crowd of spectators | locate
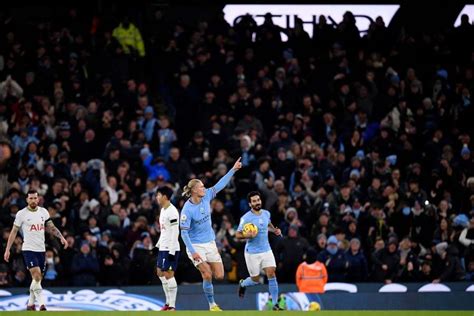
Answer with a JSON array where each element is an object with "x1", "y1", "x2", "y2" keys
[{"x1": 0, "y1": 7, "x2": 473, "y2": 287}]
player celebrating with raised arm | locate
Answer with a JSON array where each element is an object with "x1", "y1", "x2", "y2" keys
[
  {"x1": 155, "y1": 186, "x2": 180, "y2": 311},
  {"x1": 180, "y1": 157, "x2": 242, "y2": 311},
  {"x1": 3, "y1": 190, "x2": 68, "y2": 311},
  {"x1": 236, "y1": 191, "x2": 283, "y2": 310}
]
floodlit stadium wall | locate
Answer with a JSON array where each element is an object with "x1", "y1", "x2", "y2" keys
[{"x1": 0, "y1": 283, "x2": 473, "y2": 311}]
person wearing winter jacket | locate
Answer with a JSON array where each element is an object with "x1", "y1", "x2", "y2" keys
[
  {"x1": 345, "y1": 238, "x2": 368, "y2": 282},
  {"x1": 432, "y1": 243, "x2": 466, "y2": 283},
  {"x1": 317, "y1": 235, "x2": 347, "y2": 282},
  {"x1": 372, "y1": 237, "x2": 400, "y2": 283},
  {"x1": 71, "y1": 241, "x2": 100, "y2": 286}
]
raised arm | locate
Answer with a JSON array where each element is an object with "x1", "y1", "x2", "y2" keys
[
  {"x1": 459, "y1": 228, "x2": 473, "y2": 246},
  {"x1": 211, "y1": 157, "x2": 242, "y2": 194},
  {"x1": 3, "y1": 225, "x2": 19, "y2": 262},
  {"x1": 99, "y1": 161, "x2": 110, "y2": 190},
  {"x1": 46, "y1": 220, "x2": 68, "y2": 249}
]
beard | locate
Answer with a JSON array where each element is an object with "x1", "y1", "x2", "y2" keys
[{"x1": 252, "y1": 204, "x2": 262, "y2": 211}]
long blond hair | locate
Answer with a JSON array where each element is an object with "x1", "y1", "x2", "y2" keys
[{"x1": 182, "y1": 179, "x2": 201, "y2": 198}]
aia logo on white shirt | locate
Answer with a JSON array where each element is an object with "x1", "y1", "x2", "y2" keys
[{"x1": 29, "y1": 223, "x2": 45, "y2": 231}]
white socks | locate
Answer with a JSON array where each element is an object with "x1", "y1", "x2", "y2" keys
[
  {"x1": 159, "y1": 276, "x2": 170, "y2": 305},
  {"x1": 167, "y1": 277, "x2": 177, "y2": 308},
  {"x1": 28, "y1": 281, "x2": 35, "y2": 305},
  {"x1": 31, "y1": 280, "x2": 44, "y2": 306}
]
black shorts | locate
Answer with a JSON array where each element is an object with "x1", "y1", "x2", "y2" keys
[
  {"x1": 22, "y1": 251, "x2": 46, "y2": 272},
  {"x1": 157, "y1": 251, "x2": 180, "y2": 271}
]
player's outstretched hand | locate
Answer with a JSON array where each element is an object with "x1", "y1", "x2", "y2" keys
[
  {"x1": 3, "y1": 251, "x2": 9, "y2": 263},
  {"x1": 61, "y1": 237, "x2": 69, "y2": 249},
  {"x1": 232, "y1": 157, "x2": 242, "y2": 171}
]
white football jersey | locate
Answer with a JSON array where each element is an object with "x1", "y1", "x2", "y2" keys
[
  {"x1": 14, "y1": 207, "x2": 50, "y2": 252},
  {"x1": 156, "y1": 203, "x2": 180, "y2": 253}
]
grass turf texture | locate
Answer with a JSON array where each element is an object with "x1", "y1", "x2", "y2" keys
[{"x1": 0, "y1": 311, "x2": 470, "y2": 315}]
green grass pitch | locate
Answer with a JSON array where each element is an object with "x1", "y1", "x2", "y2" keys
[{"x1": 0, "y1": 311, "x2": 471, "y2": 315}]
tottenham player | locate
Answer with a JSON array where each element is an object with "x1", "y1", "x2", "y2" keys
[
  {"x1": 180, "y1": 157, "x2": 242, "y2": 311},
  {"x1": 155, "y1": 186, "x2": 180, "y2": 311},
  {"x1": 236, "y1": 191, "x2": 283, "y2": 310},
  {"x1": 3, "y1": 190, "x2": 68, "y2": 311}
]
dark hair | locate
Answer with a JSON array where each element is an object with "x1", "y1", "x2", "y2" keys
[
  {"x1": 157, "y1": 186, "x2": 173, "y2": 200},
  {"x1": 27, "y1": 189, "x2": 38, "y2": 196},
  {"x1": 247, "y1": 191, "x2": 261, "y2": 202}
]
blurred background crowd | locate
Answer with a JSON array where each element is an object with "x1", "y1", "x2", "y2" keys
[{"x1": 0, "y1": 4, "x2": 473, "y2": 287}]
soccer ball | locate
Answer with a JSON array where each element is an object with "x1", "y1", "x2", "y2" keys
[
  {"x1": 308, "y1": 301, "x2": 321, "y2": 311},
  {"x1": 243, "y1": 223, "x2": 258, "y2": 236}
]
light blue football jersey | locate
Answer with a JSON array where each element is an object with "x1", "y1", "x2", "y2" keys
[
  {"x1": 237, "y1": 209, "x2": 272, "y2": 254},
  {"x1": 180, "y1": 188, "x2": 216, "y2": 244}
]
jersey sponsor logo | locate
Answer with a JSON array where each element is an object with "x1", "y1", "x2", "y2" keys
[
  {"x1": 29, "y1": 224, "x2": 45, "y2": 231},
  {"x1": 195, "y1": 214, "x2": 210, "y2": 225}
]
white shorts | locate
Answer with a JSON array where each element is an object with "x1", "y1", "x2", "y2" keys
[
  {"x1": 186, "y1": 241, "x2": 222, "y2": 267},
  {"x1": 245, "y1": 250, "x2": 276, "y2": 277}
]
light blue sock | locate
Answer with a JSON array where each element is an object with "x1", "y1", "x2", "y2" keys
[
  {"x1": 241, "y1": 277, "x2": 260, "y2": 287},
  {"x1": 268, "y1": 277, "x2": 279, "y2": 305},
  {"x1": 203, "y1": 280, "x2": 215, "y2": 305}
]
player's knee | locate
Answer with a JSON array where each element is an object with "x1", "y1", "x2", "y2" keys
[
  {"x1": 164, "y1": 271, "x2": 174, "y2": 279},
  {"x1": 201, "y1": 270, "x2": 212, "y2": 280},
  {"x1": 251, "y1": 276, "x2": 260, "y2": 283},
  {"x1": 156, "y1": 269, "x2": 164, "y2": 277},
  {"x1": 214, "y1": 272, "x2": 224, "y2": 280},
  {"x1": 266, "y1": 270, "x2": 276, "y2": 279},
  {"x1": 199, "y1": 263, "x2": 213, "y2": 280},
  {"x1": 32, "y1": 272, "x2": 41, "y2": 282}
]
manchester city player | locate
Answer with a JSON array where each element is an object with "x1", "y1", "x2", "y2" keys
[
  {"x1": 180, "y1": 157, "x2": 242, "y2": 311},
  {"x1": 236, "y1": 191, "x2": 283, "y2": 310}
]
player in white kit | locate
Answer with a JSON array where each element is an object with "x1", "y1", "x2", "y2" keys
[
  {"x1": 3, "y1": 190, "x2": 68, "y2": 311},
  {"x1": 155, "y1": 187, "x2": 180, "y2": 311}
]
